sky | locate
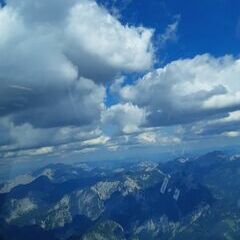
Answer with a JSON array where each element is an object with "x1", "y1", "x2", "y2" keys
[{"x1": 0, "y1": 0, "x2": 240, "y2": 167}]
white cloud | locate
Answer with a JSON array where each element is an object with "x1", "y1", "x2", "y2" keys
[
  {"x1": 202, "y1": 92, "x2": 240, "y2": 110},
  {"x1": 0, "y1": 0, "x2": 154, "y2": 127},
  {"x1": 29, "y1": 146, "x2": 54, "y2": 156},
  {"x1": 0, "y1": 0, "x2": 155, "y2": 158},
  {"x1": 82, "y1": 135, "x2": 110, "y2": 146},
  {"x1": 65, "y1": 0, "x2": 154, "y2": 75},
  {"x1": 120, "y1": 54, "x2": 240, "y2": 127},
  {"x1": 223, "y1": 131, "x2": 240, "y2": 138},
  {"x1": 102, "y1": 103, "x2": 147, "y2": 134},
  {"x1": 137, "y1": 132, "x2": 157, "y2": 144},
  {"x1": 137, "y1": 130, "x2": 181, "y2": 145}
]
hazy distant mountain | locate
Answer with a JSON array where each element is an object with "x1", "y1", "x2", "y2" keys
[{"x1": 0, "y1": 151, "x2": 240, "y2": 240}]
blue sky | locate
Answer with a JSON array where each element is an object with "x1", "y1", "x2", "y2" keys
[
  {"x1": 0, "y1": 0, "x2": 240, "y2": 165},
  {"x1": 99, "y1": 0, "x2": 240, "y2": 62}
]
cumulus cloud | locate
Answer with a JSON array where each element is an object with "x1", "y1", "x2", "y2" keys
[
  {"x1": 0, "y1": 0, "x2": 155, "y2": 158},
  {"x1": 0, "y1": 0, "x2": 154, "y2": 127},
  {"x1": 65, "y1": 1, "x2": 154, "y2": 76},
  {"x1": 120, "y1": 54, "x2": 240, "y2": 127},
  {"x1": 101, "y1": 103, "x2": 147, "y2": 135}
]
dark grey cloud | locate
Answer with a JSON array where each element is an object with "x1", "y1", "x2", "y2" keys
[
  {"x1": 197, "y1": 111, "x2": 240, "y2": 136},
  {"x1": 10, "y1": 78, "x2": 105, "y2": 128}
]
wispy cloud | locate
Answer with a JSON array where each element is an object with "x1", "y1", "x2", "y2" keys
[
  {"x1": 158, "y1": 15, "x2": 180, "y2": 47},
  {"x1": 9, "y1": 85, "x2": 33, "y2": 92}
]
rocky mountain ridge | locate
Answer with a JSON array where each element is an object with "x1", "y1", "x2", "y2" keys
[{"x1": 0, "y1": 151, "x2": 239, "y2": 240}]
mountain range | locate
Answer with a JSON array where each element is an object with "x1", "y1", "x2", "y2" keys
[{"x1": 0, "y1": 151, "x2": 240, "y2": 240}]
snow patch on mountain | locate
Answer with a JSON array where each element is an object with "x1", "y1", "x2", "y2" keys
[
  {"x1": 41, "y1": 168, "x2": 54, "y2": 180},
  {"x1": 91, "y1": 181, "x2": 121, "y2": 200},
  {"x1": 137, "y1": 161, "x2": 158, "y2": 172},
  {"x1": 41, "y1": 195, "x2": 72, "y2": 229},
  {"x1": 178, "y1": 157, "x2": 189, "y2": 163},
  {"x1": 0, "y1": 174, "x2": 34, "y2": 193},
  {"x1": 134, "y1": 216, "x2": 178, "y2": 238},
  {"x1": 122, "y1": 177, "x2": 140, "y2": 196},
  {"x1": 0, "y1": 168, "x2": 54, "y2": 193},
  {"x1": 6, "y1": 198, "x2": 37, "y2": 223},
  {"x1": 75, "y1": 189, "x2": 104, "y2": 220},
  {"x1": 230, "y1": 154, "x2": 240, "y2": 161}
]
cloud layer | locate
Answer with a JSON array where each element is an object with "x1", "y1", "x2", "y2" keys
[{"x1": 0, "y1": 0, "x2": 240, "y2": 161}]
